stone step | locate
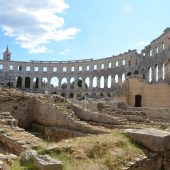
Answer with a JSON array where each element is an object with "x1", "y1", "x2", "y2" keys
[
  {"x1": 0, "y1": 119, "x2": 18, "y2": 125},
  {"x1": 0, "y1": 115, "x2": 13, "y2": 119},
  {"x1": 0, "y1": 112, "x2": 11, "y2": 116}
]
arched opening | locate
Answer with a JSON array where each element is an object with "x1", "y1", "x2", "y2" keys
[
  {"x1": 77, "y1": 78, "x2": 82, "y2": 88},
  {"x1": 61, "y1": 77, "x2": 67, "y2": 89},
  {"x1": 100, "y1": 76, "x2": 104, "y2": 88},
  {"x1": 142, "y1": 68, "x2": 145, "y2": 79},
  {"x1": 115, "y1": 74, "x2": 118, "y2": 83},
  {"x1": 92, "y1": 77, "x2": 97, "y2": 88},
  {"x1": 134, "y1": 70, "x2": 139, "y2": 75},
  {"x1": 149, "y1": 67, "x2": 152, "y2": 82},
  {"x1": 162, "y1": 63, "x2": 165, "y2": 80},
  {"x1": 135, "y1": 95, "x2": 142, "y2": 107},
  {"x1": 70, "y1": 77, "x2": 75, "y2": 89},
  {"x1": 50, "y1": 77, "x2": 59, "y2": 88},
  {"x1": 122, "y1": 73, "x2": 125, "y2": 83},
  {"x1": 42, "y1": 77, "x2": 48, "y2": 88},
  {"x1": 127, "y1": 72, "x2": 131, "y2": 76},
  {"x1": 18, "y1": 66, "x2": 22, "y2": 71},
  {"x1": 100, "y1": 92, "x2": 104, "y2": 97},
  {"x1": 25, "y1": 77, "x2": 30, "y2": 89},
  {"x1": 33, "y1": 77, "x2": 39, "y2": 89},
  {"x1": 107, "y1": 92, "x2": 111, "y2": 97},
  {"x1": 61, "y1": 93, "x2": 66, "y2": 98},
  {"x1": 16, "y1": 76, "x2": 22, "y2": 89},
  {"x1": 155, "y1": 65, "x2": 159, "y2": 82},
  {"x1": 76, "y1": 93, "x2": 82, "y2": 99},
  {"x1": 85, "y1": 77, "x2": 90, "y2": 88},
  {"x1": 107, "y1": 75, "x2": 111, "y2": 88},
  {"x1": 7, "y1": 82, "x2": 13, "y2": 88},
  {"x1": 69, "y1": 93, "x2": 74, "y2": 99},
  {"x1": 51, "y1": 92, "x2": 57, "y2": 94},
  {"x1": 85, "y1": 93, "x2": 89, "y2": 97}
]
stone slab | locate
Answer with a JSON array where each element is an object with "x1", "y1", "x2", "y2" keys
[
  {"x1": 33, "y1": 154, "x2": 63, "y2": 170},
  {"x1": 124, "y1": 128, "x2": 170, "y2": 152}
]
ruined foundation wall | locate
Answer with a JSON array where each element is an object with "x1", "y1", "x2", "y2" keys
[
  {"x1": 0, "y1": 90, "x2": 110, "y2": 135},
  {"x1": 0, "y1": 90, "x2": 35, "y2": 127}
]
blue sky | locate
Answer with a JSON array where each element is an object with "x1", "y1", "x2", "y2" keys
[{"x1": 0, "y1": 0, "x2": 169, "y2": 61}]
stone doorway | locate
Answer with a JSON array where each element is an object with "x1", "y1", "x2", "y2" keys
[
  {"x1": 16, "y1": 77, "x2": 22, "y2": 89},
  {"x1": 135, "y1": 95, "x2": 142, "y2": 107}
]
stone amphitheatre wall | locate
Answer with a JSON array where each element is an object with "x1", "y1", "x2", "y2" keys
[
  {"x1": 140, "y1": 28, "x2": 170, "y2": 83},
  {"x1": 0, "y1": 49, "x2": 139, "y2": 99},
  {"x1": 127, "y1": 78, "x2": 170, "y2": 108},
  {"x1": 0, "y1": 28, "x2": 170, "y2": 101},
  {"x1": 0, "y1": 49, "x2": 139, "y2": 98}
]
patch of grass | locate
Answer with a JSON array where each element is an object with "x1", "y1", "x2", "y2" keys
[
  {"x1": 104, "y1": 155, "x2": 114, "y2": 169},
  {"x1": 115, "y1": 139, "x2": 128, "y2": 148},
  {"x1": 48, "y1": 129, "x2": 145, "y2": 170},
  {"x1": 11, "y1": 159, "x2": 38, "y2": 170},
  {"x1": 12, "y1": 129, "x2": 145, "y2": 170},
  {"x1": 87, "y1": 143, "x2": 108, "y2": 158},
  {"x1": 11, "y1": 160, "x2": 23, "y2": 170}
]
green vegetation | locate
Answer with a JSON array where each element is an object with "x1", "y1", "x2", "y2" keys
[
  {"x1": 48, "y1": 130, "x2": 144, "y2": 170},
  {"x1": 11, "y1": 130, "x2": 145, "y2": 170},
  {"x1": 11, "y1": 159, "x2": 38, "y2": 170}
]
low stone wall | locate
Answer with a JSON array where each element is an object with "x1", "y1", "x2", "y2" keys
[
  {"x1": 69, "y1": 103, "x2": 126, "y2": 125},
  {"x1": 0, "y1": 129, "x2": 27, "y2": 155},
  {"x1": 124, "y1": 153, "x2": 162, "y2": 170},
  {"x1": 125, "y1": 128, "x2": 170, "y2": 170},
  {"x1": 0, "y1": 90, "x2": 110, "y2": 135},
  {"x1": 30, "y1": 123, "x2": 86, "y2": 142}
]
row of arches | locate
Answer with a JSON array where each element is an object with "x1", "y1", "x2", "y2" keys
[
  {"x1": 148, "y1": 64, "x2": 166, "y2": 82},
  {"x1": 59, "y1": 92, "x2": 113, "y2": 99},
  {"x1": 16, "y1": 77, "x2": 39, "y2": 89},
  {"x1": 15, "y1": 74, "x2": 127, "y2": 90}
]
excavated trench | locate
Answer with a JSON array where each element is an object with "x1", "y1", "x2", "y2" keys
[
  {"x1": 0, "y1": 90, "x2": 169, "y2": 169},
  {"x1": 0, "y1": 90, "x2": 110, "y2": 142}
]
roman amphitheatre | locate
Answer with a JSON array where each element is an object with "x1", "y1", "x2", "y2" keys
[{"x1": 0, "y1": 28, "x2": 170, "y2": 170}]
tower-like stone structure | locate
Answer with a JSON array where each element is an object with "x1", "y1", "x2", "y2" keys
[{"x1": 3, "y1": 46, "x2": 11, "y2": 61}]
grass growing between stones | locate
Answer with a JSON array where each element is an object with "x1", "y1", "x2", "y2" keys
[
  {"x1": 11, "y1": 159, "x2": 38, "y2": 170},
  {"x1": 48, "y1": 130, "x2": 145, "y2": 170},
  {"x1": 11, "y1": 130, "x2": 145, "y2": 170}
]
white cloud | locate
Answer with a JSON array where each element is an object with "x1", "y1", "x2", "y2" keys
[
  {"x1": 0, "y1": 0, "x2": 80, "y2": 53},
  {"x1": 137, "y1": 41, "x2": 149, "y2": 46},
  {"x1": 123, "y1": 3, "x2": 134, "y2": 15},
  {"x1": 58, "y1": 48, "x2": 71, "y2": 55}
]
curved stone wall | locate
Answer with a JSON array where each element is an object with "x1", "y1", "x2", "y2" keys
[
  {"x1": 0, "y1": 28, "x2": 170, "y2": 98},
  {"x1": 0, "y1": 49, "x2": 140, "y2": 98},
  {"x1": 140, "y1": 28, "x2": 170, "y2": 83}
]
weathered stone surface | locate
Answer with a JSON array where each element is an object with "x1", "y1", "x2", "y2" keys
[
  {"x1": 125, "y1": 128, "x2": 170, "y2": 152},
  {"x1": 33, "y1": 154, "x2": 63, "y2": 170},
  {"x1": 20, "y1": 150, "x2": 37, "y2": 165},
  {"x1": 124, "y1": 154, "x2": 162, "y2": 170},
  {"x1": 47, "y1": 145, "x2": 61, "y2": 153},
  {"x1": 20, "y1": 150, "x2": 63, "y2": 170}
]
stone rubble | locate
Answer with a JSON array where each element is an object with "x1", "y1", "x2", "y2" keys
[{"x1": 20, "y1": 150, "x2": 63, "y2": 170}]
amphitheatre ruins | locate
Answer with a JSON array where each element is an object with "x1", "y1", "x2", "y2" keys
[{"x1": 0, "y1": 28, "x2": 170, "y2": 169}]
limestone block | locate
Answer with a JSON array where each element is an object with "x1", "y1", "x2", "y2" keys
[
  {"x1": 20, "y1": 150, "x2": 37, "y2": 165},
  {"x1": 33, "y1": 154, "x2": 63, "y2": 170},
  {"x1": 46, "y1": 145, "x2": 61, "y2": 153},
  {"x1": 125, "y1": 128, "x2": 170, "y2": 152}
]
